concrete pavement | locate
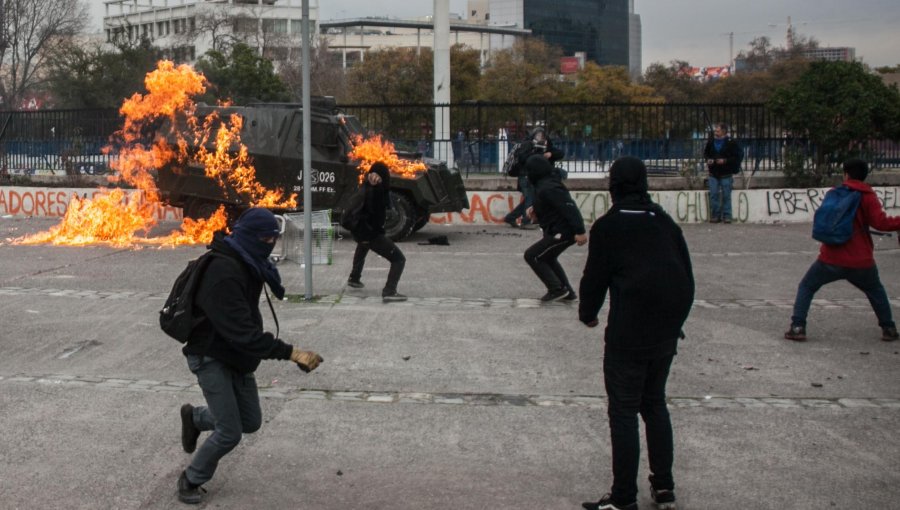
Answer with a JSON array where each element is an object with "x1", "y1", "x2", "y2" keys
[{"x1": 1, "y1": 216, "x2": 899, "y2": 509}]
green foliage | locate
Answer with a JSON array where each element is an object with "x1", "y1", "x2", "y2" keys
[
  {"x1": 641, "y1": 61, "x2": 704, "y2": 102},
  {"x1": 195, "y1": 43, "x2": 290, "y2": 104},
  {"x1": 344, "y1": 48, "x2": 432, "y2": 104},
  {"x1": 769, "y1": 61, "x2": 900, "y2": 175},
  {"x1": 477, "y1": 38, "x2": 566, "y2": 103},
  {"x1": 45, "y1": 38, "x2": 161, "y2": 109}
]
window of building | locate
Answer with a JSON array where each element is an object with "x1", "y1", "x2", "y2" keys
[{"x1": 234, "y1": 17, "x2": 256, "y2": 34}]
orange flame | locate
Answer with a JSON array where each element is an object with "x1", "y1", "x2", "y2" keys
[
  {"x1": 12, "y1": 60, "x2": 294, "y2": 248},
  {"x1": 349, "y1": 134, "x2": 426, "y2": 183}
]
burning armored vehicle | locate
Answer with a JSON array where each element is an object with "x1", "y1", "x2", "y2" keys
[{"x1": 154, "y1": 97, "x2": 469, "y2": 241}]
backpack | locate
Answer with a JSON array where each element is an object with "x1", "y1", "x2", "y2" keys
[
  {"x1": 159, "y1": 252, "x2": 221, "y2": 343},
  {"x1": 812, "y1": 185, "x2": 862, "y2": 245},
  {"x1": 339, "y1": 187, "x2": 366, "y2": 232},
  {"x1": 503, "y1": 142, "x2": 529, "y2": 177}
]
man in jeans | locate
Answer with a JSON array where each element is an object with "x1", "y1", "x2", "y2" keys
[
  {"x1": 703, "y1": 122, "x2": 741, "y2": 223},
  {"x1": 579, "y1": 157, "x2": 694, "y2": 510},
  {"x1": 786, "y1": 158, "x2": 900, "y2": 342},
  {"x1": 177, "y1": 208, "x2": 323, "y2": 504}
]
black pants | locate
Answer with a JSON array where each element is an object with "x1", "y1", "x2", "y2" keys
[
  {"x1": 603, "y1": 353, "x2": 676, "y2": 504},
  {"x1": 524, "y1": 233, "x2": 575, "y2": 292},
  {"x1": 350, "y1": 234, "x2": 405, "y2": 294}
]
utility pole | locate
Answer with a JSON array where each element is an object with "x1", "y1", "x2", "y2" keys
[{"x1": 433, "y1": 0, "x2": 452, "y2": 169}]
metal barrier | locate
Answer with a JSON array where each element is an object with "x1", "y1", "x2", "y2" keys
[{"x1": 276, "y1": 210, "x2": 334, "y2": 266}]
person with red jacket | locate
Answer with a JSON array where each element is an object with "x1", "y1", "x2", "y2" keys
[{"x1": 785, "y1": 158, "x2": 900, "y2": 342}]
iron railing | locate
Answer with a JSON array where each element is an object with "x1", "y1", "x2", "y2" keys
[{"x1": 1, "y1": 104, "x2": 898, "y2": 177}]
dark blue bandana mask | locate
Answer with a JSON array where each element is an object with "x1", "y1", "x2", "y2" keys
[{"x1": 224, "y1": 208, "x2": 285, "y2": 299}]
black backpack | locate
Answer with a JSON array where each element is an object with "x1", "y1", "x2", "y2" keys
[
  {"x1": 503, "y1": 142, "x2": 529, "y2": 177},
  {"x1": 339, "y1": 187, "x2": 366, "y2": 232},
  {"x1": 159, "y1": 252, "x2": 221, "y2": 343}
]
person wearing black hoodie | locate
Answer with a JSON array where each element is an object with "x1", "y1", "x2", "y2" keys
[
  {"x1": 346, "y1": 161, "x2": 408, "y2": 302},
  {"x1": 523, "y1": 154, "x2": 587, "y2": 302},
  {"x1": 579, "y1": 157, "x2": 694, "y2": 510},
  {"x1": 176, "y1": 208, "x2": 323, "y2": 505}
]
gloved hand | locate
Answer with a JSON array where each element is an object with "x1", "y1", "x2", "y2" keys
[{"x1": 290, "y1": 348, "x2": 323, "y2": 373}]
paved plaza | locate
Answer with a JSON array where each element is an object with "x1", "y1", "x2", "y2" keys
[{"x1": 1, "y1": 216, "x2": 899, "y2": 509}]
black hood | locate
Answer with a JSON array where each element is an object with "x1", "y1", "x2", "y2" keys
[
  {"x1": 609, "y1": 156, "x2": 650, "y2": 203},
  {"x1": 369, "y1": 161, "x2": 391, "y2": 189},
  {"x1": 525, "y1": 154, "x2": 554, "y2": 185}
]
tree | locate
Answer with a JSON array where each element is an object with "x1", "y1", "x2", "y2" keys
[
  {"x1": 449, "y1": 44, "x2": 480, "y2": 103},
  {"x1": 0, "y1": 0, "x2": 88, "y2": 109},
  {"x1": 769, "y1": 60, "x2": 900, "y2": 182},
  {"x1": 175, "y1": 6, "x2": 238, "y2": 54},
  {"x1": 194, "y1": 42, "x2": 290, "y2": 104},
  {"x1": 477, "y1": 38, "x2": 566, "y2": 103},
  {"x1": 45, "y1": 38, "x2": 161, "y2": 109},
  {"x1": 343, "y1": 47, "x2": 432, "y2": 104},
  {"x1": 641, "y1": 60, "x2": 705, "y2": 102}
]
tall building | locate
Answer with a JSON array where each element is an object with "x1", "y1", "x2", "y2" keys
[
  {"x1": 628, "y1": 0, "x2": 642, "y2": 79},
  {"x1": 101, "y1": 0, "x2": 316, "y2": 64},
  {"x1": 488, "y1": 0, "x2": 632, "y2": 67}
]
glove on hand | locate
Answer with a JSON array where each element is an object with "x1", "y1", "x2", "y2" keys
[{"x1": 290, "y1": 348, "x2": 323, "y2": 373}]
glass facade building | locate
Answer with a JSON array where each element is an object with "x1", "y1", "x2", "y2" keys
[{"x1": 522, "y1": 0, "x2": 630, "y2": 66}]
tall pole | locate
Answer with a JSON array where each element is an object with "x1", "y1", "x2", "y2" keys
[
  {"x1": 433, "y1": 0, "x2": 452, "y2": 168},
  {"x1": 301, "y1": 0, "x2": 313, "y2": 299}
]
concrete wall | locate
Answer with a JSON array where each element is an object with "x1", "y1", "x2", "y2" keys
[{"x1": 6, "y1": 186, "x2": 900, "y2": 226}]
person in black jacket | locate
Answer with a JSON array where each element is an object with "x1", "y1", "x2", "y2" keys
[
  {"x1": 177, "y1": 208, "x2": 323, "y2": 505},
  {"x1": 523, "y1": 154, "x2": 587, "y2": 302},
  {"x1": 578, "y1": 157, "x2": 694, "y2": 510},
  {"x1": 703, "y1": 122, "x2": 742, "y2": 223},
  {"x1": 504, "y1": 127, "x2": 563, "y2": 229},
  {"x1": 346, "y1": 161, "x2": 408, "y2": 302}
]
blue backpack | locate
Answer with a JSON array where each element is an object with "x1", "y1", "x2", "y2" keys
[{"x1": 812, "y1": 185, "x2": 862, "y2": 245}]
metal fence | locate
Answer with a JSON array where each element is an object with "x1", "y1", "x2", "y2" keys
[{"x1": 2, "y1": 104, "x2": 898, "y2": 177}]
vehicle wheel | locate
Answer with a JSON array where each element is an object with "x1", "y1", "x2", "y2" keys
[
  {"x1": 384, "y1": 192, "x2": 415, "y2": 241},
  {"x1": 185, "y1": 199, "x2": 222, "y2": 221}
]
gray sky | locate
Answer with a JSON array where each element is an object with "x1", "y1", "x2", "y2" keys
[{"x1": 90, "y1": 0, "x2": 900, "y2": 69}]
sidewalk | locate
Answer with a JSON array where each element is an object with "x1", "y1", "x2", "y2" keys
[{"x1": 0, "y1": 217, "x2": 898, "y2": 509}]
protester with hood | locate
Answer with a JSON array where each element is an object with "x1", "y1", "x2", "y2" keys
[
  {"x1": 785, "y1": 158, "x2": 900, "y2": 342},
  {"x1": 522, "y1": 154, "x2": 587, "y2": 302},
  {"x1": 579, "y1": 157, "x2": 694, "y2": 510},
  {"x1": 504, "y1": 127, "x2": 564, "y2": 229},
  {"x1": 177, "y1": 207, "x2": 323, "y2": 504},
  {"x1": 346, "y1": 161, "x2": 408, "y2": 302}
]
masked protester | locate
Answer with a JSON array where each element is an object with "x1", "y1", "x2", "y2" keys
[
  {"x1": 523, "y1": 154, "x2": 587, "y2": 301},
  {"x1": 579, "y1": 157, "x2": 694, "y2": 510},
  {"x1": 177, "y1": 207, "x2": 323, "y2": 505},
  {"x1": 346, "y1": 161, "x2": 408, "y2": 302},
  {"x1": 504, "y1": 127, "x2": 564, "y2": 229}
]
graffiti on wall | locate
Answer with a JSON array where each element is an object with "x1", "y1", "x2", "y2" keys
[{"x1": 0, "y1": 187, "x2": 181, "y2": 220}]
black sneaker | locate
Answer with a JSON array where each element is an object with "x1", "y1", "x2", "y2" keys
[
  {"x1": 503, "y1": 217, "x2": 518, "y2": 228},
  {"x1": 563, "y1": 290, "x2": 578, "y2": 301},
  {"x1": 347, "y1": 279, "x2": 364, "y2": 289},
  {"x1": 180, "y1": 404, "x2": 200, "y2": 454},
  {"x1": 382, "y1": 292, "x2": 408, "y2": 303},
  {"x1": 882, "y1": 326, "x2": 899, "y2": 341},
  {"x1": 784, "y1": 325, "x2": 807, "y2": 342},
  {"x1": 650, "y1": 486, "x2": 677, "y2": 509},
  {"x1": 709, "y1": 217, "x2": 721, "y2": 224},
  {"x1": 540, "y1": 288, "x2": 569, "y2": 302},
  {"x1": 582, "y1": 494, "x2": 638, "y2": 510},
  {"x1": 177, "y1": 470, "x2": 204, "y2": 504}
]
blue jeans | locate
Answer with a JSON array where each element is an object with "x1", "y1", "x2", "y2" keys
[
  {"x1": 790, "y1": 260, "x2": 895, "y2": 329},
  {"x1": 185, "y1": 355, "x2": 262, "y2": 486},
  {"x1": 604, "y1": 354, "x2": 676, "y2": 505},
  {"x1": 708, "y1": 175, "x2": 733, "y2": 220},
  {"x1": 505, "y1": 175, "x2": 535, "y2": 225}
]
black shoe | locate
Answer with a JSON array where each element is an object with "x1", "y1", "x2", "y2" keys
[
  {"x1": 540, "y1": 288, "x2": 569, "y2": 302},
  {"x1": 382, "y1": 291, "x2": 408, "y2": 303},
  {"x1": 563, "y1": 290, "x2": 577, "y2": 301},
  {"x1": 347, "y1": 279, "x2": 364, "y2": 289},
  {"x1": 709, "y1": 217, "x2": 721, "y2": 224},
  {"x1": 177, "y1": 470, "x2": 204, "y2": 505},
  {"x1": 180, "y1": 404, "x2": 200, "y2": 454},
  {"x1": 582, "y1": 494, "x2": 638, "y2": 510},
  {"x1": 650, "y1": 486, "x2": 677, "y2": 509},
  {"x1": 723, "y1": 218, "x2": 732, "y2": 224},
  {"x1": 882, "y1": 326, "x2": 899, "y2": 341},
  {"x1": 784, "y1": 325, "x2": 806, "y2": 342},
  {"x1": 503, "y1": 217, "x2": 518, "y2": 228}
]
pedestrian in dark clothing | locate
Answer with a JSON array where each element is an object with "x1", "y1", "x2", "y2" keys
[
  {"x1": 523, "y1": 154, "x2": 587, "y2": 302},
  {"x1": 785, "y1": 158, "x2": 900, "y2": 342},
  {"x1": 703, "y1": 122, "x2": 742, "y2": 223},
  {"x1": 177, "y1": 207, "x2": 323, "y2": 504},
  {"x1": 579, "y1": 157, "x2": 694, "y2": 510},
  {"x1": 347, "y1": 162, "x2": 408, "y2": 302},
  {"x1": 505, "y1": 127, "x2": 564, "y2": 229}
]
